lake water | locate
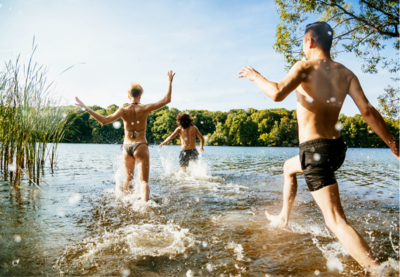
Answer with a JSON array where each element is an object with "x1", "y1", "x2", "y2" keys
[{"x1": 0, "y1": 144, "x2": 399, "y2": 276}]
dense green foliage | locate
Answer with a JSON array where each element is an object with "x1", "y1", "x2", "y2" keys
[
  {"x1": 274, "y1": 0, "x2": 399, "y2": 119},
  {"x1": 62, "y1": 105, "x2": 399, "y2": 148}
]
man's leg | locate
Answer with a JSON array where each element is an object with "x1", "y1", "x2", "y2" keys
[
  {"x1": 265, "y1": 155, "x2": 302, "y2": 227},
  {"x1": 311, "y1": 183, "x2": 379, "y2": 268},
  {"x1": 134, "y1": 145, "x2": 150, "y2": 202},
  {"x1": 123, "y1": 150, "x2": 135, "y2": 193}
]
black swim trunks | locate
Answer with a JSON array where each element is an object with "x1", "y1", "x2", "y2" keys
[
  {"x1": 179, "y1": 149, "x2": 199, "y2": 167},
  {"x1": 299, "y1": 137, "x2": 347, "y2": 192}
]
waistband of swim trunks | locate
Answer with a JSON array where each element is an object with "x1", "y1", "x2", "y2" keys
[{"x1": 299, "y1": 136, "x2": 343, "y2": 147}]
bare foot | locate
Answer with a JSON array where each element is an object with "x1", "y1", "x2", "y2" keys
[{"x1": 265, "y1": 210, "x2": 288, "y2": 228}]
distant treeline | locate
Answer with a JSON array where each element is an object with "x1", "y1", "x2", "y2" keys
[{"x1": 62, "y1": 104, "x2": 399, "y2": 148}]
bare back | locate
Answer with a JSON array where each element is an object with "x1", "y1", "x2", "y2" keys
[
  {"x1": 121, "y1": 104, "x2": 150, "y2": 144},
  {"x1": 179, "y1": 125, "x2": 199, "y2": 150},
  {"x1": 296, "y1": 59, "x2": 354, "y2": 143}
]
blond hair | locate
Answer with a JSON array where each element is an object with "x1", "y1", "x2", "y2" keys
[{"x1": 127, "y1": 83, "x2": 143, "y2": 98}]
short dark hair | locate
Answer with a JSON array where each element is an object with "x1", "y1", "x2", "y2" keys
[
  {"x1": 176, "y1": 112, "x2": 194, "y2": 129},
  {"x1": 304, "y1": 21, "x2": 333, "y2": 52}
]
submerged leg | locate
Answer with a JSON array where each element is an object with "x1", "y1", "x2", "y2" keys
[
  {"x1": 134, "y1": 145, "x2": 150, "y2": 202},
  {"x1": 311, "y1": 183, "x2": 379, "y2": 268},
  {"x1": 265, "y1": 155, "x2": 302, "y2": 227},
  {"x1": 123, "y1": 150, "x2": 135, "y2": 194}
]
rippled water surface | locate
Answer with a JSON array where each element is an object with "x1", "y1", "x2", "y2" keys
[{"x1": 0, "y1": 144, "x2": 399, "y2": 276}]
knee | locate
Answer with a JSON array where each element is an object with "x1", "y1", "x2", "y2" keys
[
  {"x1": 324, "y1": 212, "x2": 348, "y2": 231},
  {"x1": 283, "y1": 161, "x2": 295, "y2": 177}
]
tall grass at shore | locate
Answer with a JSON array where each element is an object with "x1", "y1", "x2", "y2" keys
[{"x1": 0, "y1": 49, "x2": 71, "y2": 187}]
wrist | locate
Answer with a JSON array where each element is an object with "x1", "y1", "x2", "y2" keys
[{"x1": 390, "y1": 140, "x2": 399, "y2": 149}]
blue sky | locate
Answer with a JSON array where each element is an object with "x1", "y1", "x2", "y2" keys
[{"x1": 0, "y1": 0, "x2": 397, "y2": 115}]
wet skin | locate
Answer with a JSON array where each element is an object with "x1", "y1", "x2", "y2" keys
[
  {"x1": 238, "y1": 33, "x2": 399, "y2": 270},
  {"x1": 75, "y1": 70, "x2": 176, "y2": 201},
  {"x1": 160, "y1": 125, "x2": 204, "y2": 171}
]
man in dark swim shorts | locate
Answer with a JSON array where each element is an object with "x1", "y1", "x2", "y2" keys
[
  {"x1": 239, "y1": 21, "x2": 399, "y2": 269},
  {"x1": 160, "y1": 112, "x2": 204, "y2": 172}
]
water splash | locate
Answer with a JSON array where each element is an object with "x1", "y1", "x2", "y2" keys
[{"x1": 56, "y1": 224, "x2": 195, "y2": 272}]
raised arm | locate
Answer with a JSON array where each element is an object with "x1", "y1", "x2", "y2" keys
[
  {"x1": 145, "y1": 70, "x2": 175, "y2": 112},
  {"x1": 159, "y1": 127, "x2": 181, "y2": 148},
  {"x1": 348, "y1": 75, "x2": 399, "y2": 160},
  {"x1": 238, "y1": 62, "x2": 304, "y2": 102},
  {"x1": 196, "y1": 127, "x2": 204, "y2": 153},
  {"x1": 74, "y1": 97, "x2": 123, "y2": 126}
]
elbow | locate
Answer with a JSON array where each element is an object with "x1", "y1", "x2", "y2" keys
[
  {"x1": 271, "y1": 94, "x2": 284, "y2": 102},
  {"x1": 361, "y1": 104, "x2": 373, "y2": 117}
]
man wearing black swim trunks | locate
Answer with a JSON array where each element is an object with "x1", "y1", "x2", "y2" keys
[
  {"x1": 239, "y1": 22, "x2": 399, "y2": 269},
  {"x1": 160, "y1": 112, "x2": 204, "y2": 171}
]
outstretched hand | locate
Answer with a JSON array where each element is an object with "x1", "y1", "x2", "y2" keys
[
  {"x1": 74, "y1": 97, "x2": 87, "y2": 110},
  {"x1": 159, "y1": 141, "x2": 166, "y2": 148},
  {"x1": 168, "y1": 70, "x2": 176, "y2": 83},
  {"x1": 238, "y1": 66, "x2": 261, "y2": 82},
  {"x1": 199, "y1": 147, "x2": 204, "y2": 153}
]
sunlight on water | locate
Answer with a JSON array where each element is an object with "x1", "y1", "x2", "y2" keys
[{"x1": 0, "y1": 145, "x2": 398, "y2": 276}]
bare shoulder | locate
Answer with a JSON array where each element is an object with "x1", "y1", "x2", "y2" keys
[{"x1": 332, "y1": 61, "x2": 355, "y2": 79}]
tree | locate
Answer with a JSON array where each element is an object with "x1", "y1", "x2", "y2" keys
[
  {"x1": 378, "y1": 78, "x2": 399, "y2": 118},
  {"x1": 274, "y1": 0, "x2": 399, "y2": 73}
]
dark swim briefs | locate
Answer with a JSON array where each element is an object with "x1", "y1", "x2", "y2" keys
[
  {"x1": 179, "y1": 149, "x2": 199, "y2": 167},
  {"x1": 299, "y1": 137, "x2": 347, "y2": 192},
  {"x1": 123, "y1": 143, "x2": 148, "y2": 158}
]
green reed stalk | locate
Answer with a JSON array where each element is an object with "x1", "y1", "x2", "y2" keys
[{"x1": 0, "y1": 47, "x2": 72, "y2": 187}]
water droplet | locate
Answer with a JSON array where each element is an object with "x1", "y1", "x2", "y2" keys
[
  {"x1": 327, "y1": 31, "x2": 332, "y2": 36},
  {"x1": 131, "y1": 122, "x2": 134, "y2": 125},
  {"x1": 113, "y1": 121, "x2": 121, "y2": 129},
  {"x1": 206, "y1": 264, "x2": 213, "y2": 272},
  {"x1": 330, "y1": 97, "x2": 336, "y2": 102},
  {"x1": 301, "y1": 73, "x2": 307, "y2": 79},
  {"x1": 314, "y1": 270, "x2": 320, "y2": 276},
  {"x1": 313, "y1": 153, "x2": 321, "y2": 161},
  {"x1": 68, "y1": 193, "x2": 82, "y2": 204},
  {"x1": 186, "y1": 269, "x2": 194, "y2": 277},
  {"x1": 302, "y1": 57, "x2": 307, "y2": 61},
  {"x1": 57, "y1": 207, "x2": 65, "y2": 217},
  {"x1": 305, "y1": 96, "x2": 314, "y2": 103},
  {"x1": 335, "y1": 122, "x2": 342, "y2": 131},
  {"x1": 120, "y1": 269, "x2": 131, "y2": 277},
  {"x1": 333, "y1": 136, "x2": 336, "y2": 139},
  {"x1": 14, "y1": 235, "x2": 21, "y2": 243},
  {"x1": 323, "y1": 60, "x2": 326, "y2": 62},
  {"x1": 62, "y1": 113, "x2": 67, "y2": 118},
  {"x1": 81, "y1": 108, "x2": 85, "y2": 111},
  {"x1": 137, "y1": 121, "x2": 139, "y2": 124},
  {"x1": 204, "y1": 136, "x2": 208, "y2": 140},
  {"x1": 11, "y1": 259, "x2": 19, "y2": 267},
  {"x1": 202, "y1": 241, "x2": 208, "y2": 247},
  {"x1": 201, "y1": 121, "x2": 204, "y2": 124},
  {"x1": 327, "y1": 100, "x2": 330, "y2": 103},
  {"x1": 184, "y1": 137, "x2": 188, "y2": 141}
]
